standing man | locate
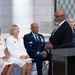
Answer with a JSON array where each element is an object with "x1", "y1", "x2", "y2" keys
[
  {"x1": 45, "y1": 10, "x2": 73, "y2": 75},
  {"x1": 68, "y1": 18, "x2": 75, "y2": 47},
  {"x1": 23, "y1": 23, "x2": 50, "y2": 75},
  {"x1": 45, "y1": 10, "x2": 72, "y2": 49}
]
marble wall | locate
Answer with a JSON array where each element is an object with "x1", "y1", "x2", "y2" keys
[
  {"x1": 34, "y1": 0, "x2": 54, "y2": 33},
  {"x1": 0, "y1": 0, "x2": 12, "y2": 33},
  {"x1": 0, "y1": 0, "x2": 54, "y2": 36}
]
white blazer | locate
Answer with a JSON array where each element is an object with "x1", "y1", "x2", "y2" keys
[{"x1": 6, "y1": 35, "x2": 28, "y2": 58}]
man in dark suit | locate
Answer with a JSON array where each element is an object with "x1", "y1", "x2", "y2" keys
[
  {"x1": 68, "y1": 18, "x2": 75, "y2": 47},
  {"x1": 45, "y1": 10, "x2": 72, "y2": 49},
  {"x1": 23, "y1": 23, "x2": 50, "y2": 75},
  {"x1": 45, "y1": 10, "x2": 73, "y2": 75}
]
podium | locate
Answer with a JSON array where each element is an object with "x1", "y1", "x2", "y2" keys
[{"x1": 51, "y1": 48, "x2": 75, "y2": 75}]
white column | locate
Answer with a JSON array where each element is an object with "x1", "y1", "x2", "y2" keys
[{"x1": 12, "y1": 0, "x2": 34, "y2": 37}]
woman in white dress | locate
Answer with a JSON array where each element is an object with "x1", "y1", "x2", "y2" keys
[
  {"x1": 0, "y1": 28, "x2": 14, "y2": 75},
  {"x1": 6, "y1": 25, "x2": 32, "y2": 75}
]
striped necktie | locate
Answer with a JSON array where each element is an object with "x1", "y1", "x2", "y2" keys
[{"x1": 35, "y1": 34, "x2": 39, "y2": 42}]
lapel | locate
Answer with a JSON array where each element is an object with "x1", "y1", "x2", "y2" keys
[
  {"x1": 51, "y1": 26, "x2": 61, "y2": 37},
  {"x1": 30, "y1": 32, "x2": 42, "y2": 43},
  {"x1": 30, "y1": 32, "x2": 37, "y2": 42},
  {"x1": 51, "y1": 21, "x2": 66, "y2": 37},
  {"x1": 72, "y1": 28, "x2": 75, "y2": 37},
  {"x1": 38, "y1": 34, "x2": 41, "y2": 42}
]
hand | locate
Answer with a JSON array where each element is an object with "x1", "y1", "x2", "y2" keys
[
  {"x1": 40, "y1": 51, "x2": 47, "y2": 58},
  {"x1": 20, "y1": 55, "x2": 29, "y2": 59},
  {"x1": 45, "y1": 44, "x2": 53, "y2": 50},
  {"x1": 2, "y1": 55, "x2": 9, "y2": 60}
]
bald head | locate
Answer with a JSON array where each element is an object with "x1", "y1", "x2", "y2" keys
[
  {"x1": 31, "y1": 23, "x2": 38, "y2": 28},
  {"x1": 67, "y1": 18, "x2": 75, "y2": 28},
  {"x1": 55, "y1": 10, "x2": 66, "y2": 16},
  {"x1": 54, "y1": 10, "x2": 66, "y2": 22},
  {"x1": 31, "y1": 23, "x2": 39, "y2": 34}
]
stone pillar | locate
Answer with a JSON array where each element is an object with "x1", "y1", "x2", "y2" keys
[{"x1": 12, "y1": 0, "x2": 34, "y2": 37}]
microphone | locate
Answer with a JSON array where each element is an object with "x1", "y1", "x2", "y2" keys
[{"x1": 59, "y1": 41, "x2": 75, "y2": 48}]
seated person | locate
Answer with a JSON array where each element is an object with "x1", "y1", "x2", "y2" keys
[
  {"x1": 0, "y1": 28, "x2": 14, "y2": 75},
  {"x1": 67, "y1": 18, "x2": 75, "y2": 47},
  {"x1": 6, "y1": 25, "x2": 32, "y2": 75},
  {"x1": 23, "y1": 23, "x2": 50, "y2": 75}
]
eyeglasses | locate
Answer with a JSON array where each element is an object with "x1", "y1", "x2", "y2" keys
[{"x1": 54, "y1": 15, "x2": 64, "y2": 17}]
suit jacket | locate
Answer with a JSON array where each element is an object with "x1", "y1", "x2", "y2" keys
[
  {"x1": 23, "y1": 32, "x2": 47, "y2": 57},
  {"x1": 50, "y1": 21, "x2": 72, "y2": 49},
  {"x1": 72, "y1": 28, "x2": 75, "y2": 47},
  {"x1": 72, "y1": 28, "x2": 75, "y2": 38}
]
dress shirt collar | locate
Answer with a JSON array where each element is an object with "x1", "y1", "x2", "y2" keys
[
  {"x1": 32, "y1": 32, "x2": 39, "y2": 40},
  {"x1": 32, "y1": 32, "x2": 36, "y2": 38},
  {"x1": 32, "y1": 32, "x2": 36, "y2": 37},
  {"x1": 59, "y1": 20, "x2": 65, "y2": 27},
  {"x1": 11, "y1": 35, "x2": 20, "y2": 41}
]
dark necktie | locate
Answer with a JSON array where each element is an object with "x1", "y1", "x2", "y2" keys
[{"x1": 35, "y1": 34, "x2": 39, "y2": 42}]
